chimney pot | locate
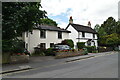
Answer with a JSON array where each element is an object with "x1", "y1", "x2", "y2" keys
[
  {"x1": 69, "y1": 16, "x2": 73, "y2": 24},
  {"x1": 88, "y1": 21, "x2": 91, "y2": 27}
]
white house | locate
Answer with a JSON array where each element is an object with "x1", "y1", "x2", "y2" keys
[
  {"x1": 22, "y1": 25, "x2": 71, "y2": 53},
  {"x1": 66, "y1": 16, "x2": 98, "y2": 48}
]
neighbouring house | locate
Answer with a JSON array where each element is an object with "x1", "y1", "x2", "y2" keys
[
  {"x1": 66, "y1": 16, "x2": 98, "y2": 48},
  {"x1": 21, "y1": 25, "x2": 71, "y2": 53}
]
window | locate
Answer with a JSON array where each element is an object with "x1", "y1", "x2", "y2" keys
[
  {"x1": 50, "y1": 43, "x2": 54, "y2": 48},
  {"x1": 93, "y1": 34, "x2": 95, "y2": 38},
  {"x1": 40, "y1": 43, "x2": 46, "y2": 49},
  {"x1": 58, "y1": 31, "x2": 62, "y2": 39},
  {"x1": 40, "y1": 30, "x2": 46, "y2": 38},
  {"x1": 26, "y1": 32, "x2": 28, "y2": 37},
  {"x1": 26, "y1": 43, "x2": 28, "y2": 49},
  {"x1": 87, "y1": 39, "x2": 92, "y2": 46},
  {"x1": 82, "y1": 32, "x2": 85, "y2": 37}
]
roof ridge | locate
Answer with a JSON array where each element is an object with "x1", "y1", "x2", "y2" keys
[
  {"x1": 69, "y1": 23, "x2": 97, "y2": 34},
  {"x1": 71, "y1": 23, "x2": 90, "y2": 27}
]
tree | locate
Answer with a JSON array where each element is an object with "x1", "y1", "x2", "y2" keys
[
  {"x1": 94, "y1": 24, "x2": 100, "y2": 32},
  {"x1": 101, "y1": 17, "x2": 116, "y2": 35},
  {"x1": 116, "y1": 21, "x2": 120, "y2": 34},
  {"x1": 2, "y1": 2, "x2": 47, "y2": 52},
  {"x1": 96, "y1": 17, "x2": 120, "y2": 47},
  {"x1": 105, "y1": 33, "x2": 120, "y2": 46},
  {"x1": 41, "y1": 18, "x2": 58, "y2": 26}
]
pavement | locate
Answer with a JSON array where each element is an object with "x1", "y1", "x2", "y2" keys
[{"x1": 1, "y1": 51, "x2": 117, "y2": 75}]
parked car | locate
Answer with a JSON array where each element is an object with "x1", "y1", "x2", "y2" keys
[{"x1": 53, "y1": 45, "x2": 71, "y2": 51}]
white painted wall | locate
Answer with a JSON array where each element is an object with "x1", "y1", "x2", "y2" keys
[
  {"x1": 66, "y1": 25, "x2": 98, "y2": 48},
  {"x1": 22, "y1": 29, "x2": 69, "y2": 53},
  {"x1": 67, "y1": 25, "x2": 78, "y2": 48}
]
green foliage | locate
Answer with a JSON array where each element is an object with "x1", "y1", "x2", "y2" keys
[
  {"x1": 32, "y1": 48, "x2": 45, "y2": 56},
  {"x1": 2, "y1": 39, "x2": 25, "y2": 53},
  {"x1": 41, "y1": 18, "x2": 58, "y2": 26},
  {"x1": 44, "y1": 48, "x2": 56, "y2": 56},
  {"x1": 77, "y1": 42, "x2": 85, "y2": 49},
  {"x1": 61, "y1": 39, "x2": 74, "y2": 48},
  {"x1": 85, "y1": 46, "x2": 96, "y2": 53},
  {"x1": 96, "y1": 17, "x2": 120, "y2": 47},
  {"x1": 105, "y1": 33, "x2": 120, "y2": 46},
  {"x1": 2, "y1": 2, "x2": 47, "y2": 53},
  {"x1": 116, "y1": 21, "x2": 120, "y2": 34},
  {"x1": 101, "y1": 17, "x2": 116, "y2": 35},
  {"x1": 94, "y1": 24, "x2": 100, "y2": 32}
]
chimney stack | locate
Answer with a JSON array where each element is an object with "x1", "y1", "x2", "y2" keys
[
  {"x1": 69, "y1": 16, "x2": 73, "y2": 24},
  {"x1": 88, "y1": 21, "x2": 91, "y2": 27}
]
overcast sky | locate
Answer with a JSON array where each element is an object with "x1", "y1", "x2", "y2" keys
[{"x1": 41, "y1": 0, "x2": 119, "y2": 29}]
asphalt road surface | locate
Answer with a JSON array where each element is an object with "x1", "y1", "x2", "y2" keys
[{"x1": 2, "y1": 52, "x2": 118, "y2": 78}]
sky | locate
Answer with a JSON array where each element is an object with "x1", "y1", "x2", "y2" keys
[{"x1": 41, "y1": 0, "x2": 119, "y2": 29}]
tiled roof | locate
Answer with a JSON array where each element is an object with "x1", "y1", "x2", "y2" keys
[
  {"x1": 66, "y1": 23, "x2": 97, "y2": 34},
  {"x1": 34, "y1": 25, "x2": 71, "y2": 33}
]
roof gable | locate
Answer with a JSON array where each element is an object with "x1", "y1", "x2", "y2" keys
[{"x1": 66, "y1": 23, "x2": 97, "y2": 34}]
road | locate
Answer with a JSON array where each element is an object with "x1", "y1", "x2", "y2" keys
[{"x1": 2, "y1": 51, "x2": 118, "y2": 78}]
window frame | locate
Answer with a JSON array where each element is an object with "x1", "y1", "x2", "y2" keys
[
  {"x1": 40, "y1": 43, "x2": 46, "y2": 49},
  {"x1": 40, "y1": 30, "x2": 46, "y2": 38},
  {"x1": 58, "y1": 31, "x2": 62, "y2": 39},
  {"x1": 93, "y1": 33, "x2": 95, "y2": 38},
  {"x1": 50, "y1": 43, "x2": 54, "y2": 48},
  {"x1": 26, "y1": 32, "x2": 28, "y2": 37},
  {"x1": 82, "y1": 32, "x2": 85, "y2": 37},
  {"x1": 26, "y1": 43, "x2": 28, "y2": 49}
]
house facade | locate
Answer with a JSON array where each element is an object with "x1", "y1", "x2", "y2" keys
[
  {"x1": 22, "y1": 25, "x2": 70, "y2": 53},
  {"x1": 66, "y1": 17, "x2": 98, "y2": 48}
]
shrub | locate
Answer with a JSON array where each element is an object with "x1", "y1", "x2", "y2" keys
[
  {"x1": 77, "y1": 42, "x2": 85, "y2": 49},
  {"x1": 61, "y1": 39, "x2": 74, "y2": 48},
  {"x1": 32, "y1": 47, "x2": 45, "y2": 56},
  {"x1": 44, "y1": 48, "x2": 56, "y2": 56},
  {"x1": 85, "y1": 46, "x2": 96, "y2": 53}
]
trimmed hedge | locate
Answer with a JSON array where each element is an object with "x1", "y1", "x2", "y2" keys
[
  {"x1": 44, "y1": 48, "x2": 56, "y2": 56},
  {"x1": 77, "y1": 42, "x2": 85, "y2": 49},
  {"x1": 85, "y1": 46, "x2": 96, "y2": 53},
  {"x1": 61, "y1": 39, "x2": 74, "y2": 48}
]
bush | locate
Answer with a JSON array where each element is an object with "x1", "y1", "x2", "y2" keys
[
  {"x1": 85, "y1": 46, "x2": 96, "y2": 53},
  {"x1": 32, "y1": 47, "x2": 45, "y2": 56},
  {"x1": 77, "y1": 42, "x2": 85, "y2": 49},
  {"x1": 44, "y1": 48, "x2": 56, "y2": 56},
  {"x1": 2, "y1": 39, "x2": 25, "y2": 53},
  {"x1": 61, "y1": 39, "x2": 74, "y2": 48}
]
